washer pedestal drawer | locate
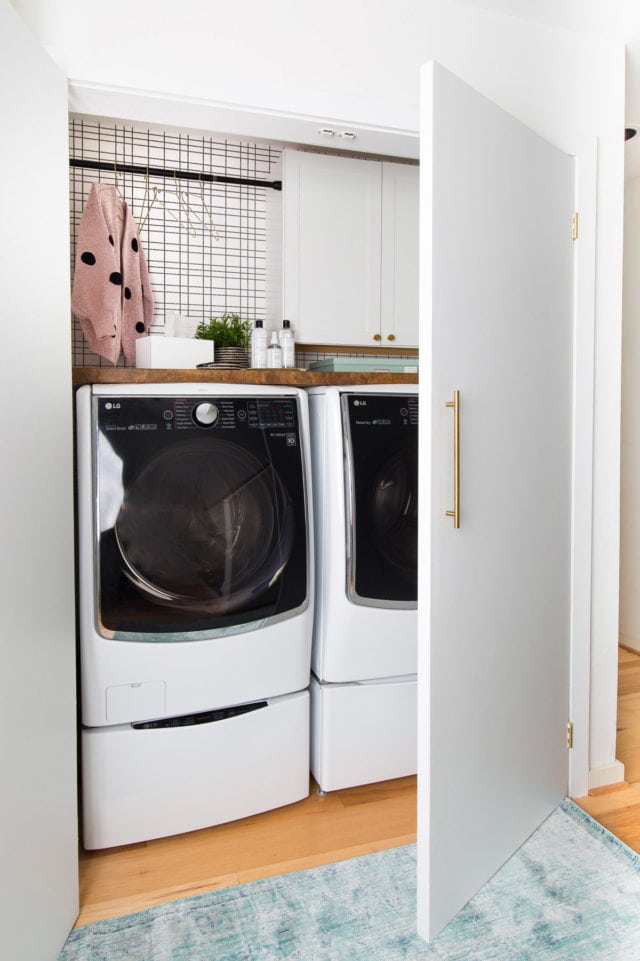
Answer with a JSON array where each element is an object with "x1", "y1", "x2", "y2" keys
[
  {"x1": 310, "y1": 675, "x2": 416, "y2": 793},
  {"x1": 82, "y1": 689, "x2": 309, "y2": 849}
]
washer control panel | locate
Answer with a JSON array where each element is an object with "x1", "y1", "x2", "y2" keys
[{"x1": 98, "y1": 395, "x2": 299, "y2": 434}]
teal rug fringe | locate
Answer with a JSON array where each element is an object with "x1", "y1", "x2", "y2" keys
[{"x1": 59, "y1": 799, "x2": 640, "y2": 961}]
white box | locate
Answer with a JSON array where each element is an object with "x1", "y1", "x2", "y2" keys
[{"x1": 135, "y1": 336, "x2": 213, "y2": 369}]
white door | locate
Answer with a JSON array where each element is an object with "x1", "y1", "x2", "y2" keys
[
  {"x1": 417, "y1": 62, "x2": 574, "y2": 940},
  {"x1": 0, "y1": 2, "x2": 79, "y2": 958}
]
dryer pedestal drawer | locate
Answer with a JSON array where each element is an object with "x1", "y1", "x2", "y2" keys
[
  {"x1": 82, "y1": 690, "x2": 309, "y2": 849},
  {"x1": 310, "y1": 675, "x2": 416, "y2": 793}
]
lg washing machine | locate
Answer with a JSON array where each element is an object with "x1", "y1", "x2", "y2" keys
[{"x1": 76, "y1": 383, "x2": 313, "y2": 847}]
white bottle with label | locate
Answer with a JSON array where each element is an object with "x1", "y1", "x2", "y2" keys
[
  {"x1": 279, "y1": 319, "x2": 295, "y2": 369},
  {"x1": 251, "y1": 320, "x2": 267, "y2": 368},
  {"x1": 267, "y1": 330, "x2": 282, "y2": 368}
]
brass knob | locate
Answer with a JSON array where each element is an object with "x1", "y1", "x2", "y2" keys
[
  {"x1": 373, "y1": 333, "x2": 382, "y2": 342},
  {"x1": 387, "y1": 334, "x2": 396, "y2": 342}
]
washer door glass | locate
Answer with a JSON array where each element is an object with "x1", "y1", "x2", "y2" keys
[
  {"x1": 95, "y1": 395, "x2": 308, "y2": 640},
  {"x1": 114, "y1": 438, "x2": 293, "y2": 616}
]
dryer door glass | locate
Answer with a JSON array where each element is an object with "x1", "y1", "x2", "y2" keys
[
  {"x1": 94, "y1": 395, "x2": 308, "y2": 638},
  {"x1": 343, "y1": 393, "x2": 418, "y2": 607}
]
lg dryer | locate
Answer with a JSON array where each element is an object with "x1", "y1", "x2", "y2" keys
[
  {"x1": 76, "y1": 383, "x2": 313, "y2": 847},
  {"x1": 308, "y1": 385, "x2": 418, "y2": 792}
]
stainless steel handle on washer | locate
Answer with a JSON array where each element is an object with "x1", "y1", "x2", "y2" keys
[{"x1": 445, "y1": 390, "x2": 460, "y2": 529}]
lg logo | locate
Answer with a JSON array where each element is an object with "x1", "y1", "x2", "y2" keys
[
  {"x1": 104, "y1": 403, "x2": 121, "y2": 410},
  {"x1": 353, "y1": 399, "x2": 367, "y2": 407}
]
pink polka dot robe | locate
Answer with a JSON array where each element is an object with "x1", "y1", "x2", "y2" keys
[{"x1": 72, "y1": 183, "x2": 154, "y2": 365}]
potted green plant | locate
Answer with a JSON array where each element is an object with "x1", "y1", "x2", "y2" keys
[{"x1": 195, "y1": 312, "x2": 252, "y2": 367}]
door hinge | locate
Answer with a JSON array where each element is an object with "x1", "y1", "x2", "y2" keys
[
  {"x1": 567, "y1": 721, "x2": 574, "y2": 749},
  {"x1": 572, "y1": 212, "x2": 579, "y2": 241}
]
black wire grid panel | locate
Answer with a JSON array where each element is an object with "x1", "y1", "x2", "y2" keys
[{"x1": 69, "y1": 117, "x2": 283, "y2": 367}]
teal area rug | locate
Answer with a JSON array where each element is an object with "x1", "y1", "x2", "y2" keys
[{"x1": 59, "y1": 800, "x2": 640, "y2": 960}]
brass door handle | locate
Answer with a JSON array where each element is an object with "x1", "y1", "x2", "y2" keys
[
  {"x1": 373, "y1": 333, "x2": 382, "y2": 342},
  {"x1": 445, "y1": 390, "x2": 460, "y2": 528}
]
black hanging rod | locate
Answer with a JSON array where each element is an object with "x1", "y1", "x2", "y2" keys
[{"x1": 69, "y1": 157, "x2": 282, "y2": 191}]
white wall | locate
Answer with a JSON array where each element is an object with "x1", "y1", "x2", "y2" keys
[
  {"x1": 620, "y1": 175, "x2": 640, "y2": 651},
  {"x1": 11, "y1": 0, "x2": 424, "y2": 159},
  {"x1": 12, "y1": 0, "x2": 423, "y2": 128},
  {"x1": 0, "y1": 1, "x2": 78, "y2": 957},
  {"x1": 10, "y1": 0, "x2": 627, "y2": 787}
]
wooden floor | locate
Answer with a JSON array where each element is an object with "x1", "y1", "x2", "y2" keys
[
  {"x1": 576, "y1": 646, "x2": 640, "y2": 850},
  {"x1": 76, "y1": 775, "x2": 417, "y2": 927},
  {"x1": 77, "y1": 646, "x2": 640, "y2": 929}
]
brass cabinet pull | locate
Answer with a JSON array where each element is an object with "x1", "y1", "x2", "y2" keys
[
  {"x1": 387, "y1": 333, "x2": 395, "y2": 342},
  {"x1": 444, "y1": 390, "x2": 460, "y2": 528},
  {"x1": 373, "y1": 333, "x2": 382, "y2": 342}
]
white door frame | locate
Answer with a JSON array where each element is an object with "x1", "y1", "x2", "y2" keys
[
  {"x1": 511, "y1": 128, "x2": 597, "y2": 801},
  {"x1": 478, "y1": 126, "x2": 596, "y2": 801},
  {"x1": 63, "y1": 81, "x2": 597, "y2": 797},
  {"x1": 566, "y1": 133, "x2": 597, "y2": 800}
]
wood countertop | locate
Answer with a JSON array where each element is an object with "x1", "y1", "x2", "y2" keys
[{"x1": 72, "y1": 367, "x2": 419, "y2": 387}]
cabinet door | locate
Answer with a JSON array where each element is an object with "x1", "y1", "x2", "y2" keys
[
  {"x1": 1, "y1": 1, "x2": 79, "y2": 958},
  {"x1": 381, "y1": 162, "x2": 419, "y2": 348},
  {"x1": 283, "y1": 150, "x2": 382, "y2": 346},
  {"x1": 418, "y1": 61, "x2": 573, "y2": 941}
]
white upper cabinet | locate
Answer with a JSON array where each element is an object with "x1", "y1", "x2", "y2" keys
[
  {"x1": 283, "y1": 149, "x2": 418, "y2": 348},
  {"x1": 380, "y1": 162, "x2": 419, "y2": 348}
]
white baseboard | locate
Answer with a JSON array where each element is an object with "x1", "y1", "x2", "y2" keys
[
  {"x1": 587, "y1": 759, "x2": 626, "y2": 791},
  {"x1": 620, "y1": 632, "x2": 640, "y2": 654}
]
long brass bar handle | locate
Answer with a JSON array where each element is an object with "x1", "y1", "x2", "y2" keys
[{"x1": 445, "y1": 390, "x2": 460, "y2": 529}]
